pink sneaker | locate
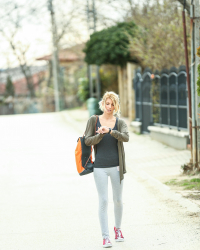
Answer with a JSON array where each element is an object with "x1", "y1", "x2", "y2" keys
[
  {"x1": 103, "y1": 237, "x2": 112, "y2": 248},
  {"x1": 114, "y1": 227, "x2": 124, "y2": 242}
]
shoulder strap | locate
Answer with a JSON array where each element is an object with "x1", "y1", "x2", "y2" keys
[
  {"x1": 83, "y1": 115, "x2": 98, "y2": 169},
  {"x1": 83, "y1": 115, "x2": 97, "y2": 137}
]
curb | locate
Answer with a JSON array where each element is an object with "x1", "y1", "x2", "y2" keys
[{"x1": 129, "y1": 168, "x2": 200, "y2": 213}]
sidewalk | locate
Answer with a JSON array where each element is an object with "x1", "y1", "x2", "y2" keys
[{"x1": 61, "y1": 108, "x2": 200, "y2": 208}]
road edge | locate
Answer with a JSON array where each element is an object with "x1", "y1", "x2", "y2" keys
[{"x1": 128, "y1": 167, "x2": 200, "y2": 213}]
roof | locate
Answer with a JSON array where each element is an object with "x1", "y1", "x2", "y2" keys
[
  {"x1": 37, "y1": 43, "x2": 85, "y2": 62},
  {"x1": 0, "y1": 65, "x2": 47, "y2": 84},
  {"x1": 0, "y1": 65, "x2": 47, "y2": 95}
]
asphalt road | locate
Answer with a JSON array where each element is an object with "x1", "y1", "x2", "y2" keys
[{"x1": 0, "y1": 112, "x2": 200, "y2": 250}]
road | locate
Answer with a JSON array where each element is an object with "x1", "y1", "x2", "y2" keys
[{"x1": 0, "y1": 112, "x2": 200, "y2": 250}]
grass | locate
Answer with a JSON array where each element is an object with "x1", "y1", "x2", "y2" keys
[
  {"x1": 165, "y1": 178, "x2": 200, "y2": 190},
  {"x1": 65, "y1": 106, "x2": 82, "y2": 111},
  {"x1": 134, "y1": 132, "x2": 141, "y2": 135},
  {"x1": 165, "y1": 179, "x2": 177, "y2": 185}
]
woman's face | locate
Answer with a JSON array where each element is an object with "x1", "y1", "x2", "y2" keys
[{"x1": 103, "y1": 98, "x2": 115, "y2": 114}]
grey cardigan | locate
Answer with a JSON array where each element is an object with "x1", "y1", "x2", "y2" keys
[{"x1": 85, "y1": 115, "x2": 129, "y2": 182}]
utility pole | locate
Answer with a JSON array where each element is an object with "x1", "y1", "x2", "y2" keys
[
  {"x1": 190, "y1": 1, "x2": 197, "y2": 168},
  {"x1": 194, "y1": 0, "x2": 200, "y2": 170},
  {"x1": 182, "y1": 3, "x2": 192, "y2": 162},
  {"x1": 86, "y1": 0, "x2": 101, "y2": 100},
  {"x1": 48, "y1": 0, "x2": 60, "y2": 112},
  {"x1": 190, "y1": 0, "x2": 200, "y2": 171}
]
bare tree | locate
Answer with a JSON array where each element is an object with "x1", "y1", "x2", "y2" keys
[
  {"x1": 128, "y1": 0, "x2": 191, "y2": 71},
  {"x1": 0, "y1": 0, "x2": 45, "y2": 97},
  {"x1": 0, "y1": 0, "x2": 81, "y2": 97},
  {"x1": 94, "y1": 0, "x2": 191, "y2": 25}
]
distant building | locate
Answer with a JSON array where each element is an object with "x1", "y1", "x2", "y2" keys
[
  {"x1": 37, "y1": 43, "x2": 86, "y2": 108},
  {"x1": 0, "y1": 65, "x2": 47, "y2": 96},
  {"x1": 37, "y1": 43, "x2": 86, "y2": 85}
]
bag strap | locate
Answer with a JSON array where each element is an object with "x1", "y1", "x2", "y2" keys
[
  {"x1": 84, "y1": 115, "x2": 98, "y2": 168},
  {"x1": 94, "y1": 115, "x2": 98, "y2": 135},
  {"x1": 82, "y1": 115, "x2": 98, "y2": 137}
]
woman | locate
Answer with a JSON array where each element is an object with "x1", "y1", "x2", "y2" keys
[{"x1": 85, "y1": 91, "x2": 129, "y2": 248}]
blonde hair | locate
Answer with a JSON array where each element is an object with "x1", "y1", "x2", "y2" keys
[{"x1": 99, "y1": 91, "x2": 120, "y2": 117}]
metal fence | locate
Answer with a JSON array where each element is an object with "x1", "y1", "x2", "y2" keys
[{"x1": 134, "y1": 66, "x2": 188, "y2": 133}]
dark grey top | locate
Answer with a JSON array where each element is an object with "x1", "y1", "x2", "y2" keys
[{"x1": 94, "y1": 116, "x2": 119, "y2": 168}]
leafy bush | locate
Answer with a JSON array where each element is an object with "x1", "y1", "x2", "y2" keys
[
  {"x1": 77, "y1": 77, "x2": 90, "y2": 102},
  {"x1": 197, "y1": 46, "x2": 200, "y2": 57},
  {"x1": 99, "y1": 65, "x2": 118, "y2": 95},
  {"x1": 83, "y1": 21, "x2": 138, "y2": 67}
]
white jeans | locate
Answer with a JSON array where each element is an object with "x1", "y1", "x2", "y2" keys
[{"x1": 93, "y1": 167, "x2": 124, "y2": 239}]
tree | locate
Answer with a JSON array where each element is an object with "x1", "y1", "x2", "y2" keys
[
  {"x1": 84, "y1": 1, "x2": 191, "y2": 71},
  {"x1": 0, "y1": 0, "x2": 84, "y2": 99},
  {"x1": 128, "y1": 0, "x2": 191, "y2": 71},
  {"x1": 0, "y1": 0, "x2": 40, "y2": 97},
  {"x1": 84, "y1": 21, "x2": 138, "y2": 67},
  {"x1": 5, "y1": 75, "x2": 15, "y2": 97}
]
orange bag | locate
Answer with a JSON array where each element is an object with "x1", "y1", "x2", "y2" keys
[{"x1": 75, "y1": 116, "x2": 98, "y2": 176}]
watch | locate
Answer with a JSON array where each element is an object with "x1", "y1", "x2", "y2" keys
[{"x1": 108, "y1": 128, "x2": 111, "y2": 134}]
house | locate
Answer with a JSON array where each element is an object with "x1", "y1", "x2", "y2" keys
[
  {"x1": 36, "y1": 43, "x2": 86, "y2": 108},
  {"x1": 0, "y1": 66, "x2": 47, "y2": 96},
  {"x1": 0, "y1": 66, "x2": 47, "y2": 115},
  {"x1": 37, "y1": 43, "x2": 86, "y2": 84}
]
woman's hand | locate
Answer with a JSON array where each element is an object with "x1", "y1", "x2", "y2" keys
[{"x1": 96, "y1": 126, "x2": 109, "y2": 134}]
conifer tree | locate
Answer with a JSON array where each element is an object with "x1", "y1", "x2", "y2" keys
[{"x1": 5, "y1": 76, "x2": 15, "y2": 97}]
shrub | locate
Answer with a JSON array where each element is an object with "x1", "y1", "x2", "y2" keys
[
  {"x1": 77, "y1": 77, "x2": 90, "y2": 102},
  {"x1": 83, "y1": 21, "x2": 138, "y2": 67}
]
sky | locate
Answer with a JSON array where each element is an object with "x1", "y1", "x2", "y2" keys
[{"x1": 0, "y1": 0, "x2": 146, "y2": 69}]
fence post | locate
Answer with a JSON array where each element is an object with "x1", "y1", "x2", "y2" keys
[
  {"x1": 176, "y1": 73, "x2": 179, "y2": 131},
  {"x1": 150, "y1": 75, "x2": 154, "y2": 125},
  {"x1": 167, "y1": 75, "x2": 170, "y2": 128},
  {"x1": 139, "y1": 74, "x2": 143, "y2": 124},
  {"x1": 159, "y1": 76, "x2": 162, "y2": 126}
]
